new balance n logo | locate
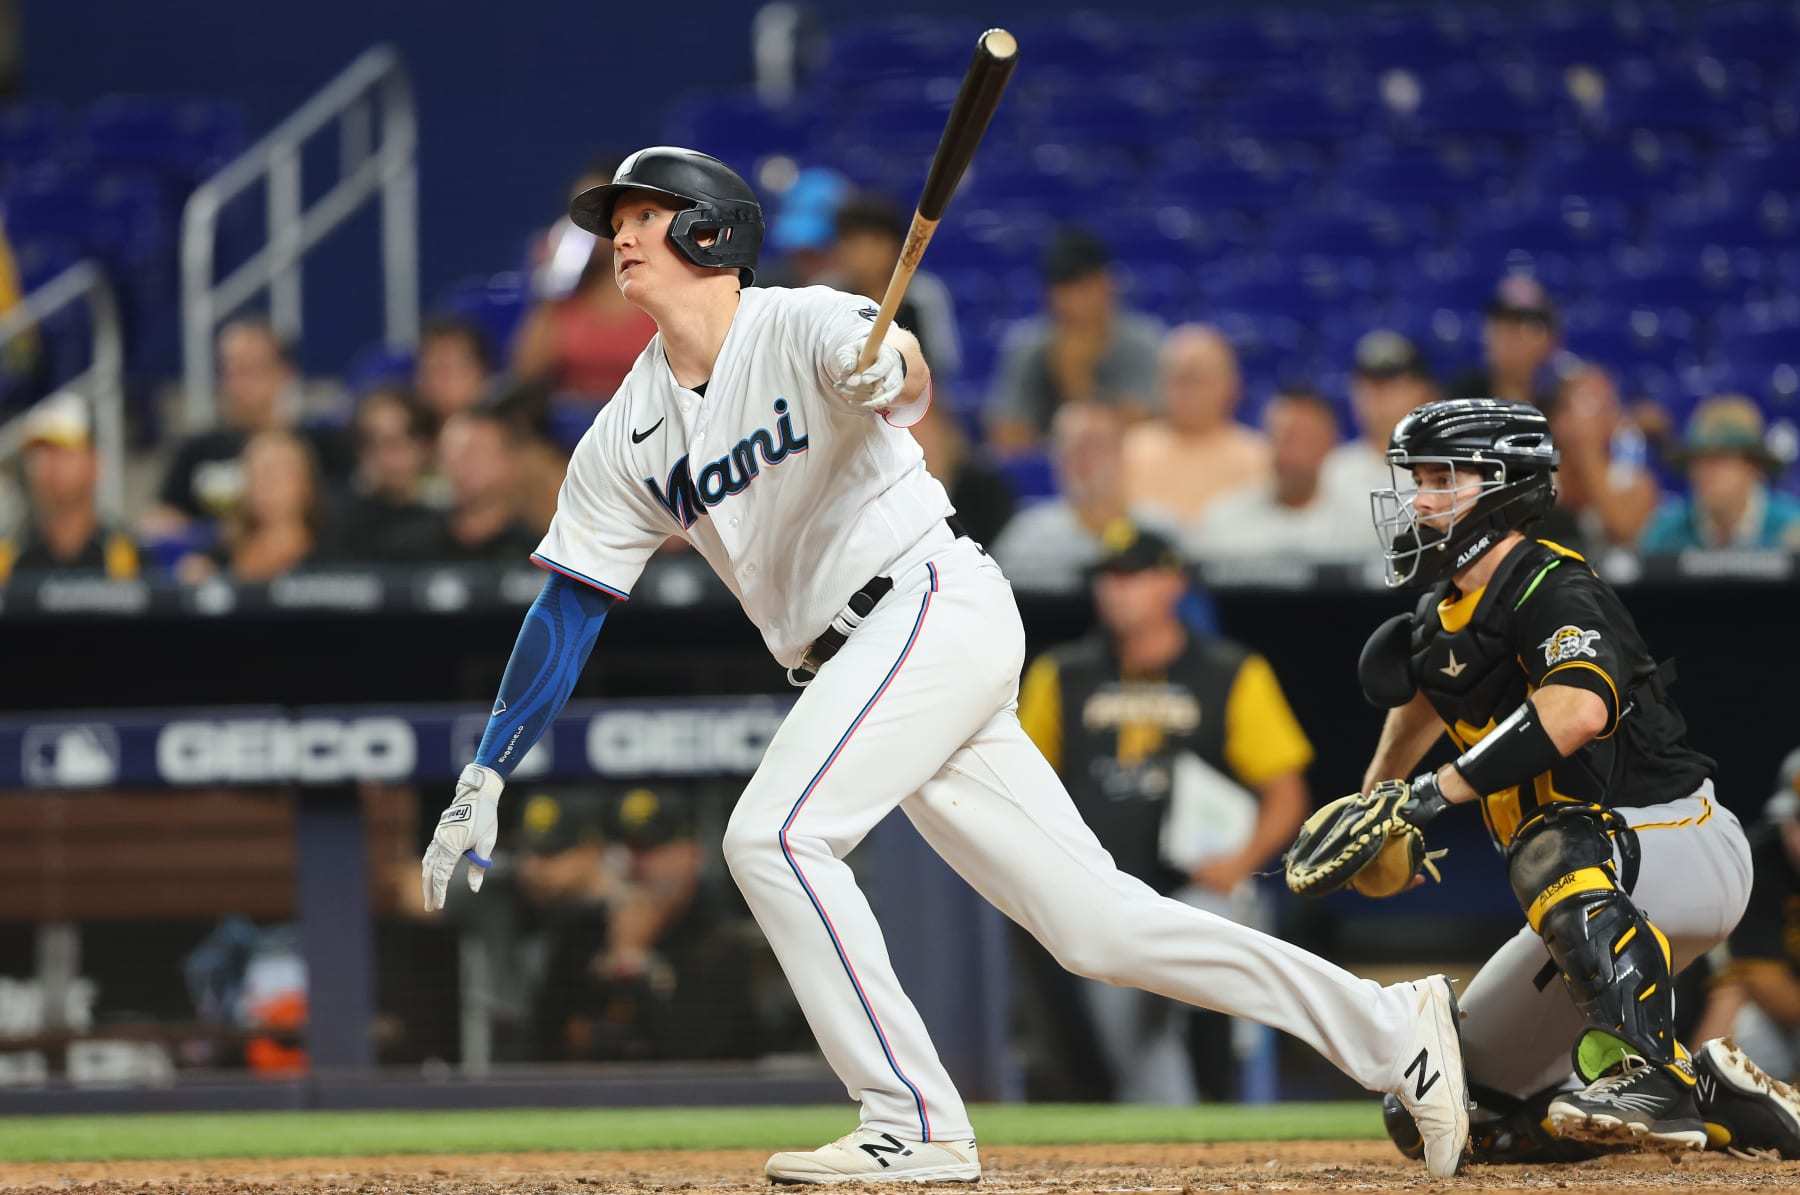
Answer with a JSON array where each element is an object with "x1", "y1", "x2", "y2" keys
[
  {"x1": 1405, "y1": 1047, "x2": 1442, "y2": 1099},
  {"x1": 1695, "y1": 1073, "x2": 1717, "y2": 1106},
  {"x1": 858, "y1": 1133, "x2": 914, "y2": 1168}
]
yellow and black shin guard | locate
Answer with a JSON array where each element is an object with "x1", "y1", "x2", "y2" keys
[{"x1": 1508, "y1": 810, "x2": 1680, "y2": 1082}]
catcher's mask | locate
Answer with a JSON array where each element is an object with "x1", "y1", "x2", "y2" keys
[{"x1": 1372, "y1": 398, "x2": 1558, "y2": 589}]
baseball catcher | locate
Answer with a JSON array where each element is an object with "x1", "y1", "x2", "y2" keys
[{"x1": 1297, "y1": 397, "x2": 1800, "y2": 1161}]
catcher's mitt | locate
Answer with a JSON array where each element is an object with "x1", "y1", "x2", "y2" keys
[{"x1": 1284, "y1": 779, "x2": 1447, "y2": 899}]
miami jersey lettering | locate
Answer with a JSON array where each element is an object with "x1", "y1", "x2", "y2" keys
[{"x1": 533, "y1": 286, "x2": 951, "y2": 667}]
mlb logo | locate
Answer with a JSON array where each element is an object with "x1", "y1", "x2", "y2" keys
[{"x1": 22, "y1": 725, "x2": 121, "y2": 787}]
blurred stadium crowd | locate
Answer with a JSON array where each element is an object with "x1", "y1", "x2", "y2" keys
[{"x1": 4, "y1": 4, "x2": 1800, "y2": 588}]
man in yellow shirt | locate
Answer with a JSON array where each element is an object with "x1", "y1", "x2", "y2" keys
[
  {"x1": 0, "y1": 391, "x2": 138, "y2": 584},
  {"x1": 1017, "y1": 520, "x2": 1311, "y2": 1101}
]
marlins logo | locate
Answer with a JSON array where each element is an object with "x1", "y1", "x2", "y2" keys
[{"x1": 1539, "y1": 625, "x2": 1601, "y2": 666}]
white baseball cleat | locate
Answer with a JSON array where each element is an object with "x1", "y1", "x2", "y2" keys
[
  {"x1": 765, "y1": 1128, "x2": 980, "y2": 1184},
  {"x1": 1392, "y1": 975, "x2": 1471, "y2": 1179}
]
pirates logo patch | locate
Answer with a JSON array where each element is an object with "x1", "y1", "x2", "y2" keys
[{"x1": 1539, "y1": 625, "x2": 1601, "y2": 666}]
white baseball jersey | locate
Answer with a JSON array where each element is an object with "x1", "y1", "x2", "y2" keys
[{"x1": 533, "y1": 285, "x2": 951, "y2": 667}]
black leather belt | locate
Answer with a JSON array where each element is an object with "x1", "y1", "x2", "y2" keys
[{"x1": 789, "y1": 516, "x2": 969, "y2": 686}]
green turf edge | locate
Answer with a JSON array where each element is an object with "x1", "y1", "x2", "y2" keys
[{"x1": 0, "y1": 1102, "x2": 1383, "y2": 1163}]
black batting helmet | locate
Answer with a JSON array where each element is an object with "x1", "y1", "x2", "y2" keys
[
  {"x1": 570, "y1": 146, "x2": 763, "y2": 285},
  {"x1": 1371, "y1": 398, "x2": 1559, "y2": 588}
]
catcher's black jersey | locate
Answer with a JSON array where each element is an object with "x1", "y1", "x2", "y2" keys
[{"x1": 1404, "y1": 538, "x2": 1715, "y2": 847}]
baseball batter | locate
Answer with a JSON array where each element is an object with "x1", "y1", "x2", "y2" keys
[{"x1": 420, "y1": 147, "x2": 1471, "y2": 1182}]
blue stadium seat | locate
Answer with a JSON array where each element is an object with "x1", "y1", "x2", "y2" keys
[
  {"x1": 1391, "y1": 261, "x2": 1496, "y2": 316},
  {"x1": 1162, "y1": 14, "x2": 1327, "y2": 77},
  {"x1": 1267, "y1": 203, "x2": 1435, "y2": 258},
  {"x1": 1222, "y1": 80, "x2": 1376, "y2": 143},
  {"x1": 1593, "y1": 249, "x2": 1762, "y2": 312},
  {"x1": 996, "y1": 451, "x2": 1057, "y2": 502},
  {"x1": 1404, "y1": 66, "x2": 1560, "y2": 139},
  {"x1": 0, "y1": 103, "x2": 68, "y2": 172},
  {"x1": 925, "y1": 207, "x2": 1053, "y2": 275},
  {"x1": 1336, "y1": 142, "x2": 1505, "y2": 209},
  {"x1": 1002, "y1": 16, "x2": 1134, "y2": 79},
  {"x1": 79, "y1": 96, "x2": 247, "y2": 181},
  {"x1": 1563, "y1": 303, "x2": 1699, "y2": 371},
  {"x1": 1722, "y1": 141, "x2": 1800, "y2": 199},
  {"x1": 816, "y1": 23, "x2": 961, "y2": 89},
  {"x1": 1462, "y1": 195, "x2": 1630, "y2": 260},
  {"x1": 7, "y1": 236, "x2": 80, "y2": 291},
  {"x1": 1516, "y1": 4, "x2": 1667, "y2": 70},
  {"x1": 1655, "y1": 194, "x2": 1795, "y2": 253},
  {"x1": 1344, "y1": 8, "x2": 1474, "y2": 72},
  {"x1": 1149, "y1": 147, "x2": 1324, "y2": 215},
  {"x1": 1698, "y1": 2, "x2": 1800, "y2": 69},
  {"x1": 1524, "y1": 132, "x2": 1701, "y2": 204},
  {"x1": 1717, "y1": 322, "x2": 1800, "y2": 374},
  {"x1": 1114, "y1": 263, "x2": 1193, "y2": 323},
  {"x1": 435, "y1": 272, "x2": 528, "y2": 358},
  {"x1": 1707, "y1": 358, "x2": 1800, "y2": 409},
  {"x1": 1596, "y1": 55, "x2": 1760, "y2": 136},
  {"x1": 343, "y1": 343, "x2": 416, "y2": 395},
  {"x1": 661, "y1": 92, "x2": 817, "y2": 169},
  {"x1": 1032, "y1": 88, "x2": 1165, "y2": 151},
  {"x1": 88, "y1": 174, "x2": 170, "y2": 260},
  {"x1": 0, "y1": 178, "x2": 95, "y2": 244}
]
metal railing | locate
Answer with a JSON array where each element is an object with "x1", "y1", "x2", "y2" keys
[
  {"x1": 180, "y1": 44, "x2": 418, "y2": 430},
  {"x1": 0, "y1": 262, "x2": 127, "y2": 520}
]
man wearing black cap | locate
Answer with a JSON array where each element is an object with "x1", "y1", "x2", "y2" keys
[
  {"x1": 1320, "y1": 330, "x2": 1438, "y2": 520},
  {"x1": 1450, "y1": 274, "x2": 1561, "y2": 408},
  {"x1": 1017, "y1": 520, "x2": 1313, "y2": 1102},
  {"x1": 518, "y1": 786, "x2": 748, "y2": 1062},
  {"x1": 988, "y1": 227, "x2": 1164, "y2": 454}
]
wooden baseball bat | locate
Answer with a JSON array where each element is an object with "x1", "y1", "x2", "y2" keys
[{"x1": 855, "y1": 27, "x2": 1019, "y2": 372}]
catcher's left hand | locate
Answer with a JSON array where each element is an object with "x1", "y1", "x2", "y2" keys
[{"x1": 1283, "y1": 775, "x2": 1450, "y2": 899}]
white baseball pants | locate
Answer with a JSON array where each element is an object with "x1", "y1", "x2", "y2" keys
[{"x1": 723, "y1": 528, "x2": 1421, "y2": 1140}]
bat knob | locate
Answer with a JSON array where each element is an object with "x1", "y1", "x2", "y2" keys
[{"x1": 980, "y1": 28, "x2": 1018, "y2": 59}]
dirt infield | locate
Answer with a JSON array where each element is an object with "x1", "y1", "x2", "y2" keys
[{"x1": 4, "y1": 1141, "x2": 1799, "y2": 1195}]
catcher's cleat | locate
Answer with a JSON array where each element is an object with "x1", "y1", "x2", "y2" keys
[
  {"x1": 765, "y1": 1129, "x2": 980, "y2": 1184},
  {"x1": 1694, "y1": 1037, "x2": 1800, "y2": 1160},
  {"x1": 1391, "y1": 976, "x2": 1471, "y2": 1178},
  {"x1": 1547, "y1": 1055, "x2": 1707, "y2": 1154},
  {"x1": 1384, "y1": 1087, "x2": 1608, "y2": 1165}
]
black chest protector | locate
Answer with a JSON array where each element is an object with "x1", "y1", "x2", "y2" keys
[{"x1": 1409, "y1": 543, "x2": 1545, "y2": 734}]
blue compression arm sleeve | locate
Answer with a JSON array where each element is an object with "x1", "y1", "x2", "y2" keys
[{"x1": 475, "y1": 572, "x2": 612, "y2": 777}]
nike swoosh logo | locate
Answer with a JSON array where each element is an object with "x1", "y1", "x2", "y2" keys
[{"x1": 631, "y1": 418, "x2": 664, "y2": 444}]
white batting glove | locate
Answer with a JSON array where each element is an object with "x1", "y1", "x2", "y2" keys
[
  {"x1": 421, "y1": 763, "x2": 503, "y2": 912},
  {"x1": 827, "y1": 341, "x2": 906, "y2": 414}
]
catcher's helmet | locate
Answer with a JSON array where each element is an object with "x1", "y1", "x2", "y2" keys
[
  {"x1": 1372, "y1": 398, "x2": 1558, "y2": 588},
  {"x1": 570, "y1": 146, "x2": 763, "y2": 285}
]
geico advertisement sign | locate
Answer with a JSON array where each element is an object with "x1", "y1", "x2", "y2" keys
[
  {"x1": 157, "y1": 718, "x2": 416, "y2": 783},
  {"x1": 586, "y1": 706, "x2": 784, "y2": 775}
]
